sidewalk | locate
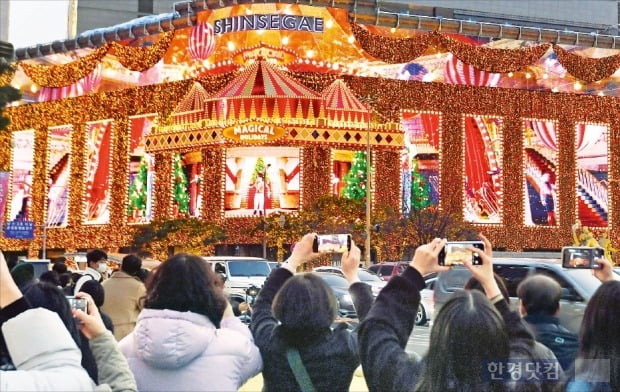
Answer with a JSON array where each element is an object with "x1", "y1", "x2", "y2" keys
[{"x1": 240, "y1": 366, "x2": 369, "y2": 391}]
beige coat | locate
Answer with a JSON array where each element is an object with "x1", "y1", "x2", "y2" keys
[{"x1": 101, "y1": 271, "x2": 146, "y2": 341}]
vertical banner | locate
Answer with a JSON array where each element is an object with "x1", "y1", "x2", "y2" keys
[
  {"x1": 575, "y1": 123, "x2": 609, "y2": 228},
  {"x1": 463, "y1": 115, "x2": 503, "y2": 224},
  {"x1": 0, "y1": 171, "x2": 9, "y2": 222},
  {"x1": 47, "y1": 125, "x2": 73, "y2": 227},
  {"x1": 127, "y1": 115, "x2": 157, "y2": 224},
  {"x1": 523, "y1": 119, "x2": 559, "y2": 226},
  {"x1": 84, "y1": 120, "x2": 113, "y2": 225},
  {"x1": 9, "y1": 130, "x2": 35, "y2": 221}
]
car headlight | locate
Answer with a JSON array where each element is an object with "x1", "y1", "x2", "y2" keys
[{"x1": 341, "y1": 294, "x2": 353, "y2": 304}]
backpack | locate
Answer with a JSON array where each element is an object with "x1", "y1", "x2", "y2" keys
[{"x1": 535, "y1": 327, "x2": 579, "y2": 370}]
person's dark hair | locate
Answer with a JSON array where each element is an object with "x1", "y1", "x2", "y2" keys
[
  {"x1": 516, "y1": 275, "x2": 561, "y2": 316},
  {"x1": 415, "y1": 290, "x2": 510, "y2": 392},
  {"x1": 52, "y1": 262, "x2": 68, "y2": 274},
  {"x1": 464, "y1": 273, "x2": 510, "y2": 304},
  {"x1": 121, "y1": 254, "x2": 142, "y2": 275},
  {"x1": 272, "y1": 273, "x2": 337, "y2": 333},
  {"x1": 59, "y1": 272, "x2": 72, "y2": 288},
  {"x1": 80, "y1": 279, "x2": 105, "y2": 307},
  {"x1": 21, "y1": 282, "x2": 81, "y2": 346},
  {"x1": 86, "y1": 249, "x2": 107, "y2": 264},
  {"x1": 71, "y1": 272, "x2": 82, "y2": 286},
  {"x1": 136, "y1": 268, "x2": 150, "y2": 283},
  {"x1": 576, "y1": 281, "x2": 620, "y2": 390},
  {"x1": 39, "y1": 270, "x2": 60, "y2": 286},
  {"x1": 144, "y1": 253, "x2": 226, "y2": 327}
]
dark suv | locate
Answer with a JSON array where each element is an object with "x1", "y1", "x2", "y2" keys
[
  {"x1": 433, "y1": 258, "x2": 602, "y2": 334},
  {"x1": 368, "y1": 262, "x2": 409, "y2": 281}
]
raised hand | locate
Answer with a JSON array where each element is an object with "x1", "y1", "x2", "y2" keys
[
  {"x1": 341, "y1": 241, "x2": 362, "y2": 284},
  {"x1": 284, "y1": 233, "x2": 320, "y2": 272},
  {"x1": 72, "y1": 292, "x2": 107, "y2": 339},
  {"x1": 410, "y1": 238, "x2": 450, "y2": 277}
]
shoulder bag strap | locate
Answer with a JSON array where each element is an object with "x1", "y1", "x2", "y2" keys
[{"x1": 286, "y1": 347, "x2": 317, "y2": 392}]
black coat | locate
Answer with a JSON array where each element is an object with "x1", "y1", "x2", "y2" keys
[
  {"x1": 251, "y1": 267, "x2": 374, "y2": 392},
  {"x1": 523, "y1": 312, "x2": 578, "y2": 371},
  {"x1": 358, "y1": 266, "x2": 545, "y2": 392}
]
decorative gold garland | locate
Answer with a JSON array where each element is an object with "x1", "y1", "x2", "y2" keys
[
  {"x1": 20, "y1": 44, "x2": 111, "y2": 87},
  {"x1": 0, "y1": 65, "x2": 16, "y2": 86},
  {"x1": 439, "y1": 35, "x2": 551, "y2": 73},
  {"x1": 110, "y1": 31, "x2": 175, "y2": 72},
  {"x1": 553, "y1": 44, "x2": 620, "y2": 83},
  {"x1": 352, "y1": 23, "x2": 620, "y2": 82}
]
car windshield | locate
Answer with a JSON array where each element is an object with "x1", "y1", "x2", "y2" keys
[
  {"x1": 227, "y1": 261, "x2": 271, "y2": 277},
  {"x1": 359, "y1": 270, "x2": 382, "y2": 282},
  {"x1": 317, "y1": 274, "x2": 349, "y2": 289},
  {"x1": 563, "y1": 268, "x2": 602, "y2": 296}
]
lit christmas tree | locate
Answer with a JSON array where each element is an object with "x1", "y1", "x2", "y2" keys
[
  {"x1": 173, "y1": 153, "x2": 189, "y2": 215},
  {"x1": 341, "y1": 151, "x2": 368, "y2": 201},
  {"x1": 127, "y1": 156, "x2": 148, "y2": 218},
  {"x1": 410, "y1": 159, "x2": 431, "y2": 210}
]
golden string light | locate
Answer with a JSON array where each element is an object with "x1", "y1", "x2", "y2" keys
[
  {"x1": 352, "y1": 24, "x2": 620, "y2": 82},
  {"x1": 110, "y1": 31, "x2": 175, "y2": 72},
  {"x1": 553, "y1": 44, "x2": 620, "y2": 83},
  {"x1": 0, "y1": 71, "x2": 618, "y2": 254},
  {"x1": 20, "y1": 44, "x2": 111, "y2": 87}
]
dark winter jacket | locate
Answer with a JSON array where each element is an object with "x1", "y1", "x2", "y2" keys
[
  {"x1": 251, "y1": 267, "x2": 374, "y2": 392},
  {"x1": 358, "y1": 266, "x2": 555, "y2": 392},
  {"x1": 523, "y1": 312, "x2": 578, "y2": 371}
]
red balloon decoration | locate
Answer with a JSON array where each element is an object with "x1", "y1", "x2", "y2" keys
[{"x1": 188, "y1": 22, "x2": 216, "y2": 61}]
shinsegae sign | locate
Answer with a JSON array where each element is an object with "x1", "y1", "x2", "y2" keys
[
  {"x1": 223, "y1": 122, "x2": 286, "y2": 143},
  {"x1": 214, "y1": 14, "x2": 324, "y2": 34}
]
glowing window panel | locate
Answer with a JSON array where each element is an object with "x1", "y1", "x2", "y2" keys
[
  {"x1": 83, "y1": 120, "x2": 113, "y2": 225},
  {"x1": 401, "y1": 111, "x2": 440, "y2": 214},
  {"x1": 224, "y1": 147, "x2": 300, "y2": 218},
  {"x1": 172, "y1": 151, "x2": 204, "y2": 219},
  {"x1": 523, "y1": 119, "x2": 559, "y2": 227},
  {"x1": 8, "y1": 130, "x2": 35, "y2": 221},
  {"x1": 127, "y1": 115, "x2": 157, "y2": 224},
  {"x1": 575, "y1": 123, "x2": 609, "y2": 228},
  {"x1": 463, "y1": 115, "x2": 503, "y2": 224},
  {"x1": 46, "y1": 125, "x2": 72, "y2": 228}
]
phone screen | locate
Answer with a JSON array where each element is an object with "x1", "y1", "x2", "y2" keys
[
  {"x1": 562, "y1": 247, "x2": 603, "y2": 269},
  {"x1": 313, "y1": 234, "x2": 351, "y2": 253},
  {"x1": 439, "y1": 241, "x2": 484, "y2": 266},
  {"x1": 66, "y1": 296, "x2": 88, "y2": 313}
]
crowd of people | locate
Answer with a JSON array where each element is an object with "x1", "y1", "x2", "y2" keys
[{"x1": 0, "y1": 231, "x2": 618, "y2": 391}]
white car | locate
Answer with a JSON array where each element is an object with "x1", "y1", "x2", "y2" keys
[
  {"x1": 312, "y1": 266, "x2": 387, "y2": 297},
  {"x1": 417, "y1": 276, "x2": 436, "y2": 326}
]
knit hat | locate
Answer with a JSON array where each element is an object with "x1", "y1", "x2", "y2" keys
[{"x1": 10, "y1": 263, "x2": 35, "y2": 288}]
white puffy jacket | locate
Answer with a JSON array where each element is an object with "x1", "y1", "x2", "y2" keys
[{"x1": 119, "y1": 308, "x2": 262, "y2": 391}]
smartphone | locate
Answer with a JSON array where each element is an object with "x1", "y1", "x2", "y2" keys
[
  {"x1": 562, "y1": 247, "x2": 604, "y2": 269},
  {"x1": 313, "y1": 234, "x2": 352, "y2": 253},
  {"x1": 66, "y1": 296, "x2": 88, "y2": 313},
  {"x1": 438, "y1": 241, "x2": 485, "y2": 266}
]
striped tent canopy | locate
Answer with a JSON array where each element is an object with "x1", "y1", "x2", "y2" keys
[
  {"x1": 204, "y1": 60, "x2": 324, "y2": 123},
  {"x1": 170, "y1": 82, "x2": 210, "y2": 124},
  {"x1": 322, "y1": 79, "x2": 370, "y2": 124}
]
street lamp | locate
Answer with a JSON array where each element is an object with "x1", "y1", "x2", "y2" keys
[
  {"x1": 363, "y1": 95, "x2": 374, "y2": 268},
  {"x1": 262, "y1": 163, "x2": 271, "y2": 259}
]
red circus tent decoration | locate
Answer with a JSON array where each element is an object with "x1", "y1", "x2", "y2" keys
[
  {"x1": 166, "y1": 60, "x2": 382, "y2": 132},
  {"x1": 322, "y1": 79, "x2": 371, "y2": 125}
]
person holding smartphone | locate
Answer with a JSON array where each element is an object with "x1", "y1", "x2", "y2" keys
[
  {"x1": 250, "y1": 233, "x2": 374, "y2": 392},
  {"x1": 359, "y1": 235, "x2": 542, "y2": 392}
]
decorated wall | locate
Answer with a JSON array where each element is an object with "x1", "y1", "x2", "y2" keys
[{"x1": 1, "y1": 3, "x2": 619, "y2": 257}]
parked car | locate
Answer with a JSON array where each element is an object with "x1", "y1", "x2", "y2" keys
[
  {"x1": 268, "y1": 261, "x2": 281, "y2": 270},
  {"x1": 433, "y1": 258, "x2": 602, "y2": 334},
  {"x1": 202, "y1": 256, "x2": 271, "y2": 315},
  {"x1": 313, "y1": 272, "x2": 358, "y2": 318},
  {"x1": 367, "y1": 262, "x2": 409, "y2": 281},
  {"x1": 417, "y1": 275, "x2": 436, "y2": 326},
  {"x1": 313, "y1": 266, "x2": 386, "y2": 296}
]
